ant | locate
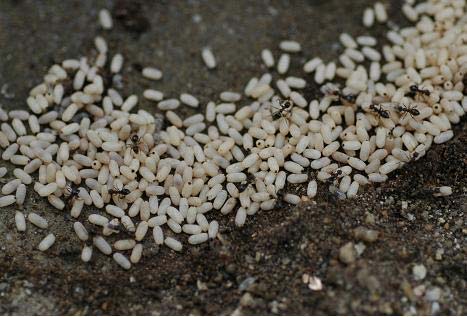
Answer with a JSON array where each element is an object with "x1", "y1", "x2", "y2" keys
[
  {"x1": 126, "y1": 134, "x2": 148, "y2": 154},
  {"x1": 408, "y1": 151, "x2": 419, "y2": 162},
  {"x1": 328, "y1": 185, "x2": 347, "y2": 200},
  {"x1": 397, "y1": 104, "x2": 420, "y2": 119},
  {"x1": 108, "y1": 184, "x2": 130, "y2": 199},
  {"x1": 327, "y1": 169, "x2": 343, "y2": 185},
  {"x1": 106, "y1": 219, "x2": 121, "y2": 231},
  {"x1": 401, "y1": 150, "x2": 420, "y2": 163},
  {"x1": 321, "y1": 83, "x2": 357, "y2": 106},
  {"x1": 103, "y1": 219, "x2": 121, "y2": 236},
  {"x1": 408, "y1": 84, "x2": 430, "y2": 98},
  {"x1": 325, "y1": 170, "x2": 346, "y2": 200},
  {"x1": 64, "y1": 183, "x2": 80, "y2": 206},
  {"x1": 236, "y1": 172, "x2": 257, "y2": 194},
  {"x1": 270, "y1": 98, "x2": 294, "y2": 121},
  {"x1": 369, "y1": 104, "x2": 390, "y2": 119}
]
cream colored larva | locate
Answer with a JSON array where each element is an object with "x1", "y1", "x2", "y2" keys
[
  {"x1": 73, "y1": 221, "x2": 89, "y2": 241},
  {"x1": 261, "y1": 49, "x2": 275, "y2": 68},
  {"x1": 15, "y1": 211, "x2": 26, "y2": 231},
  {"x1": 142, "y1": 67, "x2": 162, "y2": 81},
  {"x1": 363, "y1": 7, "x2": 375, "y2": 27},
  {"x1": 201, "y1": 48, "x2": 216, "y2": 69},
  {"x1": 0, "y1": 0, "x2": 463, "y2": 270},
  {"x1": 130, "y1": 244, "x2": 143, "y2": 264},
  {"x1": 93, "y1": 236, "x2": 112, "y2": 255},
  {"x1": 99, "y1": 9, "x2": 113, "y2": 30},
  {"x1": 180, "y1": 93, "x2": 199, "y2": 108},
  {"x1": 38, "y1": 233, "x2": 55, "y2": 251},
  {"x1": 81, "y1": 245, "x2": 93, "y2": 262},
  {"x1": 279, "y1": 40, "x2": 301, "y2": 53},
  {"x1": 277, "y1": 54, "x2": 290, "y2": 74},
  {"x1": 2, "y1": 179, "x2": 21, "y2": 195},
  {"x1": 164, "y1": 237, "x2": 182, "y2": 251},
  {"x1": 28, "y1": 212, "x2": 48, "y2": 229},
  {"x1": 113, "y1": 252, "x2": 131, "y2": 270},
  {"x1": 110, "y1": 54, "x2": 123, "y2": 73}
]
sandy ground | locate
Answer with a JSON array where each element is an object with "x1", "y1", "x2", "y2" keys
[{"x1": 0, "y1": 0, "x2": 465, "y2": 315}]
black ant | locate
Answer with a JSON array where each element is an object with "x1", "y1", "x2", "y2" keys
[
  {"x1": 409, "y1": 151, "x2": 419, "y2": 162},
  {"x1": 126, "y1": 134, "x2": 148, "y2": 154},
  {"x1": 325, "y1": 170, "x2": 346, "y2": 200},
  {"x1": 273, "y1": 189, "x2": 289, "y2": 208},
  {"x1": 242, "y1": 170, "x2": 260, "y2": 191},
  {"x1": 408, "y1": 84, "x2": 430, "y2": 98},
  {"x1": 397, "y1": 104, "x2": 420, "y2": 119},
  {"x1": 237, "y1": 181, "x2": 249, "y2": 193},
  {"x1": 100, "y1": 219, "x2": 122, "y2": 236},
  {"x1": 108, "y1": 184, "x2": 130, "y2": 199},
  {"x1": 369, "y1": 104, "x2": 390, "y2": 119},
  {"x1": 64, "y1": 184, "x2": 80, "y2": 206},
  {"x1": 321, "y1": 83, "x2": 356, "y2": 106},
  {"x1": 270, "y1": 99, "x2": 294, "y2": 121},
  {"x1": 327, "y1": 169, "x2": 343, "y2": 185},
  {"x1": 106, "y1": 219, "x2": 121, "y2": 232},
  {"x1": 402, "y1": 151, "x2": 420, "y2": 163}
]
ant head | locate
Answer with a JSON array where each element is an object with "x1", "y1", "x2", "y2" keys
[
  {"x1": 409, "y1": 85, "x2": 418, "y2": 92},
  {"x1": 281, "y1": 100, "x2": 293, "y2": 109},
  {"x1": 237, "y1": 181, "x2": 248, "y2": 192},
  {"x1": 336, "y1": 169, "x2": 343, "y2": 176},
  {"x1": 122, "y1": 188, "x2": 131, "y2": 195},
  {"x1": 131, "y1": 134, "x2": 139, "y2": 142},
  {"x1": 344, "y1": 94, "x2": 356, "y2": 102}
]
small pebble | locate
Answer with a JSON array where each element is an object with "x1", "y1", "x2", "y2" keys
[
  {"x1": 413, "y1": 264, "x2": 427, "y2": 281},
  {"x1": 339, "y1": 242, "x2": 357, "y2": 264}
]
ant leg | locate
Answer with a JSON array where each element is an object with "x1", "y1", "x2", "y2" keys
[{"x1": 65, "y1": 184, "x2": 73, "y2": 196}]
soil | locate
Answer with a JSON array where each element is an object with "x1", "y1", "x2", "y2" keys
[{"x1": 0, "y1": 0, "x2": 465, "y2": 315}]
